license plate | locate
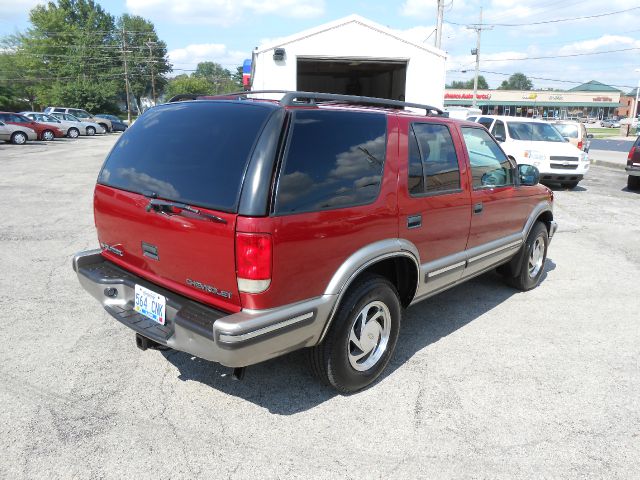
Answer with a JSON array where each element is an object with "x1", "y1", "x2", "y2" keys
[{"x1": 134, "y1": 284, "x2": 166, "y2": 325}]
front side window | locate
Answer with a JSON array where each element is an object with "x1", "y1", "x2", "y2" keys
[
  {"x1": 43, "y1": 114, "x2": 60, "y2": 123},
  {"x1": 409, "y1": 123, "x2": 460, "y2": 195},
  {"x1": 492, "y1": 120, "x2": 506, "y2": 140},
  {"x1": 461, "y1": 127, "x2": 514, "y2": 188},
  {"x1": 275, "y1": 110, "x2": 386, "y2": 214}
]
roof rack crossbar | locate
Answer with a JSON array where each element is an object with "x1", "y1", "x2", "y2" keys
[
  {"x1": 168, "y1": 90, "x2": 444, "y2": 115},
  {"x1": 279, "y1": 91, "x2": 444, "y2": 115}
]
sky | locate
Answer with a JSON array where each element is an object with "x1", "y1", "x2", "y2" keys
[{"x1": 1, "y1": 0, "x2": 638, "y2": 93}]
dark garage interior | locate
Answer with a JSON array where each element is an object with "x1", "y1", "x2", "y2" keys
[{"x1": 296, "y1": 57, "x2": 407, "y2": 101}]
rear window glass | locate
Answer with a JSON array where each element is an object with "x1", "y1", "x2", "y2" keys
[
  {"x1": 274, "y1": 110, "x2": 386, "y2": 214},
  {"x1": 98, "y1": 101, "x2": 273, "y2": 212}
]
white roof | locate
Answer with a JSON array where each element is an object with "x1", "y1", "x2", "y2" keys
[{"x1": 255, "y1": 14, "x2": 446, "y2": 59}]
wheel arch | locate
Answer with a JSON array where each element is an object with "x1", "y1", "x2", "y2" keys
[{"x1": 319, "y1": 239, "x2": 420, "y2": 342}]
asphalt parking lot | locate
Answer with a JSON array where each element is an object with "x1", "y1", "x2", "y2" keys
[{"x1": 1, "y1": 135, "x2": 639, "y2": 479}]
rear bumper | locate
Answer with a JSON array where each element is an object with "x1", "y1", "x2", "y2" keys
[
  {"x1": 626, "y1": 165, "x2": 640, "y2": 177},
  {"x1": 72, "y1": 250, "x2": 335, "y2": 367}
]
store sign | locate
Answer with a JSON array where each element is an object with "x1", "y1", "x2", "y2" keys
[
  {"x1": 549, "y1": 95, "x2": 563, "y2": 100},
  {"x1": 522, "y1": 93, "x2": 538, "y2": 100},
  {"x1": 593, "y1": 96, "x2": 613, "y2": 102},
  {"x1": 444, "y1": 93, "x2": 492, "y2": 100}
]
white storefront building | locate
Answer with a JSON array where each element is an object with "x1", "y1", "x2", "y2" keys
[{"x1": 250, "y1": 15, "x2": 447, "y2": 108}]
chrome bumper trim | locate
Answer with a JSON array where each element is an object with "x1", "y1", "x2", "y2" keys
[{"x1": 218, "y1": 311, "x2": 315, "y2": 344}]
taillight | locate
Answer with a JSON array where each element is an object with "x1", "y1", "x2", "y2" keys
[
  {"x1": 628, "y1": 147, "x2": 636, "y2": 166},
  {"x1": 235, "y1": 232, "x2": 272, "y2": 294},
  {"x1": 577, "y1": 140, "x2": 583, "y2": 150}
]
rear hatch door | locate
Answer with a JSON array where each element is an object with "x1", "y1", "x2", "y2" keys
[{"x1": 94, "y1": 101, "x2": 277, "y2": 312}]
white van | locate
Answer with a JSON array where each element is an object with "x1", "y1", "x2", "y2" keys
[
  {"x1": 444, "y1": 106, "x2": 482, "y2": 121},
  {"x1": 472, "y1": 115, "x2": 589, "y2": 189}
]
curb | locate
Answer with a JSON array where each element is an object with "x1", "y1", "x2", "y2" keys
[{"x1": 590, "y1": 158, "x2": 626, "y2": 170}]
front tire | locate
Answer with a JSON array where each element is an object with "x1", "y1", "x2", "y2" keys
[
  {"x1": 10, "y1": 132, "x2": 27, "y2": 145},
  {"x1": 309, "y1": 274, "x2": 401, "y2": 393},
  {"x1": 42, "y1": 130, "x2": 55, "y2": 141},
  {"x1": 86, "y1": 126, "x2": 96, "y2": 136},
  {"x1": 67, "y1": 127, "x2": 79, "y2": 138},
  {"x1": 98, "y1": 123, "x2": 109, "y2": 133},
  {"x1": 628, "y1": 175, "x2": 640, "y2": 191},
  {"x1": 505, "y1": 222, "x2": 549, "y2": 291}
]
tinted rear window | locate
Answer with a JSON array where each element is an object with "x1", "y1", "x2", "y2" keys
[
  {"x1": 274, "y1": 110, "x2": 386, "y2": 214},
  {"x1": 98, "y1": 101, "x2": 273, "y2": 212}
]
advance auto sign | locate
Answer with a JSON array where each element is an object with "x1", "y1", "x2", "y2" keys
[{"x1": 444, "y1": 93, "x2": 492, "y2": 100}]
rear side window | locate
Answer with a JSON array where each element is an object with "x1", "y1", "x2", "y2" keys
[
  {"x1": 98, "y1": 101, "x2": 274, "y2": 212},
  {"x1": 492, "y1": 120, "x2": 506, "y2": 140},
  {"x1": 274, "y1": 110, "x2": 386, "y2": 214},
  {"x1": 478, "y1": 117, "x2": 493, "y2": 129},
  {"x1": 408, "y1": 123, "x2": 460, "y2": 195}
]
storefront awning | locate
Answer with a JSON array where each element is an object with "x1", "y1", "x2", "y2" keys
[{"x1": 444, "y1": 100, "x2": 620, "y2": 108}]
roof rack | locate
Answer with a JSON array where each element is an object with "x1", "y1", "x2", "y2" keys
[{"x1": 168, "y1": 90, "x2": 444, "y2": 115}]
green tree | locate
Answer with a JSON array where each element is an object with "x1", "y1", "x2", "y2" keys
[
  {"x1": 498, "y1": 73, "x2": 533, "y2": 90},
  {"x1": 193, "y1": 61, "x2": 238, "y2": 93},
  {"x1": 116, "y1": 14, "x2": 171, "y2": 106},
  {"x1": 165, "y1": 75, "x2": 212, "y2": 98},
  {"x1": 447, "y1": 75, "x2": 489, "y2": 89}
]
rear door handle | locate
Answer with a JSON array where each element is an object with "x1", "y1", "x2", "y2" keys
[
  {"x1": 407, "y1": 214, "x2": 422, "y2": 229},
  {"x1": 473, "y1": 202, "x2": 483, "y2": 214}
]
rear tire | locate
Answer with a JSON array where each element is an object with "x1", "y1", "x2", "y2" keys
[
  {"x1": 562, "y1": 181, "x2": 579, "y2": 189},
  {"x1": 309, "y1": 274, "x2": 401, "y2": 393},
  {"x1": 86, "y1": 126, "x2": 96, "y2": 136},
  {"x1": 42, "y1": 130, "x2": 55, "y2": 141},
  {"x1": 628, "y1": 175, "x2": 640, "y2": 191},
  {"x1": 67, "y1": 127, "x2": 79, "y2": 138},
  {"x1": 505, "y1": 222, "x2": 549, "y2": 291},
  {"x1": 10, "y1": 132, "x2": 27, "y2": 145}
]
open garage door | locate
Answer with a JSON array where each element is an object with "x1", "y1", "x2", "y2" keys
[{"x1": 297, "y1": 58, "x2": 407, "y2": 101}]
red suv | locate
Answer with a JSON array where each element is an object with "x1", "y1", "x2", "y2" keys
[
  {"x1": 626, "y1": 136, "x2": 640, "y2": 190},
  {"x1": 0, "y1": 112, "x2": 63, "y2": 141},
  {"x1": 73, "y1": 92, "x2": 557, "y2": 392}
]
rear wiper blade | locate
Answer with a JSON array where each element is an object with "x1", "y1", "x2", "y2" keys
[{"x1": 145, "y1": 198, "x2": 227, "y2": 224}]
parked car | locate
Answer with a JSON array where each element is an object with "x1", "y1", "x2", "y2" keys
[
  {"x1": 44, "y1": 106, "x2": 112, "y2": 133},
  {"x1": 0, "y1": 120, "x2": 37, "y2": 144},
  {"x1": 50, "y1": 112, "x2": 103, "y2": 136},
  {"x1": 0, "y1": 112, "x2": 64, "y2": 141},
  {"x1": 20, "y1": 111, "x2": 73, "y2": 137},
  {"x1": 626, "y1": 136, "x2": 640, "y2": 190},
  {"x1": 21, "y1": 112, "x2": 83, "y2": 138},
  {"x1": 72, "y1": 91, "x2": 557, "y2": 393},
  {"x1": 550, "y1": 120, "x2": 593, "y2": 152},
  {"x1": 601, "y1": 118, "x2": 621, "y2": 128},
  {"x1": 471, "y1": 115, "x2": 589, "y2": 189},
  {"x1": 95, "y1": 114, "x2": 127, "y2": 132}
]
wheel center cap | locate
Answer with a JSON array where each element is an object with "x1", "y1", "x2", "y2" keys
[{"x1": 360, "y1": 322, "x2": 380, "y2": 353}]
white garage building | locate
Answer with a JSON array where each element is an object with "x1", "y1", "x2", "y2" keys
[{"x1": 250, "y1": 15, "x2": 447, "y2": 108}]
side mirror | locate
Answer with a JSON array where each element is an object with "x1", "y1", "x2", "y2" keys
[
  {"x1": 563, "y1": 137, "x2": 570, "y2": 142},
  {"x1": 519, "y1": 164, "x2": 540, "y2": 186},
  {"x1": 587, "y1": 133, "x2": 594, "y2": 139},
  {"x1": 494, "y1": 133, "x2": 505, "y2": 142}
]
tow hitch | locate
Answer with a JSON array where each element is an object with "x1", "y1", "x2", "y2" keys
[{"x1": 135, "y1": 333, "x2": 169, "y2": 351}]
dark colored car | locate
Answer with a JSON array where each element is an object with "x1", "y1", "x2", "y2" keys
[
  {"x1": 626, "y1": 136, "x2": 640, "y2": 190},
  {"x1": 96, "y1": 114, "x2": 127, "y2": 132},
  {"x1": 0, "y1": 112, "x2": 64, "y2": 141},
  {"x1": 73, "y1": 92, "x2": 557, "y2": 392}
]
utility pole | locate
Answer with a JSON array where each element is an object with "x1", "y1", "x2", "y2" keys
[
  {"x1": 467, "y1": 7, "x2": 492, "y2": 108},
  {"x1": 122, "y1": 25, "x2": 132, "y2": 125},
  {"x1": 435, "y1": 0, "x2": 445, "y2": 49},
  {"x1": 146, "y1": 39, "x2": 157, "y2": 106}
]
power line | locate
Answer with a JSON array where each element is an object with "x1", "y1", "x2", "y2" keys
[
  {"x1": 446, "y1": 6, "x2": 640, "y2": 27},
  {"x1": 480, "y1": 47, "x2": 640, "y2": 63}
]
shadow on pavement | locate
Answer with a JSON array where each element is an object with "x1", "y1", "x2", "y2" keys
[{"x1": 163, "y1": 259, "x2": 557, "y2": 415}]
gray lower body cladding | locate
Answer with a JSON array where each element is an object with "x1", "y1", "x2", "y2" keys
[{"x1": 73, "y1": 250, "x2": 334, "y2": 367}]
